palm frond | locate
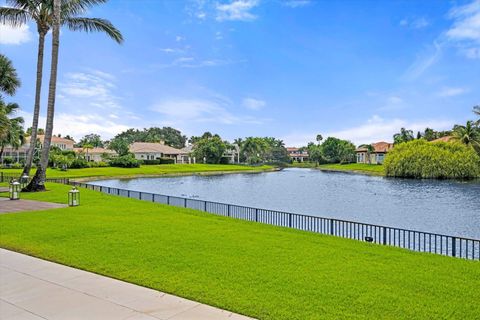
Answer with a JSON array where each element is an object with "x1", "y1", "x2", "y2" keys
[
  {"x1": 64, "y1": 16, "x2": 123, "y2": 43},
  {"x1": 0, "y1": 6, "x2": 30, "y2": 26},
  {"x1": 61, "y1": 0, "x2": 107, "y2": 17}
]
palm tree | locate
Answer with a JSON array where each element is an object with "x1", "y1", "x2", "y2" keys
[
  {"x1": 474, "y1": 105, "x2": 480, "y2": 126},
  {"x1": 359, "y1": 144, "x2": 374, "y2": 164},
  {"x1": 0, "y1": 100, "x2": 25, "y2": 162},
  {"x1": 451, "y1": 121, "x2": 480, "y2": 152},
  {"x1": 0, "y1": 0, "x2": 124, "y2": 178},
  {"x1": 0, "y1": 54, "x2": 21, "y2": 97},
  {"x1": 393, "y1": 127, "x2": 414, "y2": 144}
]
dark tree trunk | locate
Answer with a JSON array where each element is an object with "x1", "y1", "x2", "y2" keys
[
  {"x1": 22, "y1": 31, "x2": 46, "y2": 179},
  {"x1": 25, "y1": 0, "x2": 61, "y2": 192}
]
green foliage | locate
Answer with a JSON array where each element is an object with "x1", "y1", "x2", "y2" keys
[
  {"x1": 110, "y1": 127, "x2": 187, "y2": 149},
  {"x1": 109, "y1": 154, "x2": 140, "y2": 168},
  {"x1": 70, "y1": 158, "x2": 88, "y2": 169},
  {"x1": 192, "y1": 134, "x2": 227, "y2": 164},
  {"x1": 321, "y1": 137, "x2": 356, "y2": 163},
  {"x1": 77, "y1": 133, "x2": 103, "y2": 148},
  {"x1": 141, "y1": 158, "x2": 175, "y2": 165},
  {"x1": 107, "y1": 137, "x2": 130, "y2": 156},
  {"x1": 239, "y1": 137, "x2": 289, "y2": 164},
  {"x1": 2, "y1": 156, "x2": 13, "y2": 164},
  {"x1": 384, "y1": 139, "x2": 480, "y2": 179},
  {"x1": 393, "y1": 127, "x2": 414, "y2": 144},
  {"x1": 1, "y1": 183, "x2": 479, "y2": 320}
]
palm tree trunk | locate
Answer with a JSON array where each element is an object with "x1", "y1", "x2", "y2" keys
[
  {"x1": 25, "y1": 0, "x2": 60, "y2": 192},
  {"x1": 22, "y1": 31, "x2": 46, "y2": 178},
  {"x1": 0, "y1": 145, "x2": 4, "y2": 162}
]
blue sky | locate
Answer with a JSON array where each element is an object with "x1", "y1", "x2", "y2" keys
[{"x1": 1, "y1": 0, "x2": 479, "y2": 146}]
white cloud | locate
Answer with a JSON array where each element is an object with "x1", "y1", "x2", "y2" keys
[
  {"x1": 281, "y1": 116, "x2": 455, "y2": 146},
  {"x1": 403, "y1": 41, "x2": 442, "y2": 80},
  {"x1": 0, "y1": 23, "x2": 33, "y2": 45},
  {"x1": 149, "y1": 92, "x2": 265, "y2": 134},
  {"x1": 446, "y1": 0, "x2": 480, "y2": 58},
  {"x1": 400, "y1": 17, "x2": 430, "y2": 29},
  {"x1": 283, "y1": 0, "x2": 311, "y2": 8},
  {"x1": 447, "y1": 0, "x2": 480, "y2": 42},
  {"x1": 216, "y1": 0, "x2": 259, "y2": 21},
  {"x1": 154, "y1": 56, "x2": 245, "y2": 68},
  {"x1": 438, "y1": 87, "x2": 469, "y2": 97},
  {"x1": 242, "y1": 97, "x2": 265, "y2": 110},
  {"x1": 176, "y1": 35, "x2": 185, "y2": 42},
  {"x1": 19, "y1": 111, "x2": 130, "y2": 141}
]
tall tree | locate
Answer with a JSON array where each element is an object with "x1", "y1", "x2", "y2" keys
[
  {"x1": 77, "y1": 133, "x2": 104, "y2": 148},
  {"x1": 25, "y1": 0, "x2": 61, "y2": 191},
  {"x1": 474, "y1": 105, "x2": 480, "y2": 126},
  {"x1": 393, "y1": 128, "x2": 414, "y2": 144},
  {"x1": 451, "y1": 121, "x2": 480, "y2": 153},
  {"x1": 0, "y1": 0, "x2": 123, "y2": 177},
  {"x1": 0, "y1": 100, "x2": 25, "y2": 161},
  {"x1": 0, "y1": 54, "x2": 21, "y2": 97}
]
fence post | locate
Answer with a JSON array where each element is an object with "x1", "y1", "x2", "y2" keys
[
  {"x1": 451, "y1": 237, "x2": 456, "y2": 257},
  {"x1": 382, "y1": 227, "x2": 387, "y2": 245},
  {"x1": 289, "y1": 213, "x2": 292, "y2": 227},
  {"x1": 204, "y1": 201, "x2": 207, "y2": 212},
  {"x1": 152, "y1": 194, "x2": 155, "y2": 202},
  {"x1": 139, "y1": 192, "x2": 142, "y2": 200},
  {"x1": 227, "y1": 204, "x2": 231, "y2": 217},
  {"x1": 184, "y1": 198, "x2": 187, "y2": 207},
  {"x1": 330, "y1": 220, "x2": 334, "y2": 235},
  {"x1": 255, "y1": 208, "x2": 258, "y2": 222},
  {"x1": 167, "y1": 196, "x2": 170, "y2": 205},
  {"x1": 127, "y1": 190, "x2": 130, "y2": 198}
]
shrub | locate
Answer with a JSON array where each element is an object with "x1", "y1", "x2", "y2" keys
[
  {"x1": 70, "y1": 158, "x2": 88, "y2": 169},
  {"x1": 11, "y1": 162, "x2": 23, "y2": 169},
  {"x1": 2, "y1": 157, "x2": 14, "y2": 165},
  {"x1": 141, "y1": 159, "x2": 161, "y2": 165},
  {"x1": 87, "y1": 161, "x2": 109, "y2": 167},
  {"x1": 109, "y1": 154, "x2": 140, "y2": 168},
  {"x1": 384, "y1": 140, "x2": 480, "y2": 179}
]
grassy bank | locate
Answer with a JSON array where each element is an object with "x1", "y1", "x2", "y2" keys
[
  {"x1": 289, "y1": 162, "x2": 385, "y2": 175},
  {"x1": 0, "y1": 164, "x2": 273, "y2": 180},
  {"x1": 0, "y1": 184, "x2": 478, "y2": 319},
  {"x1": 318, "y1": 163, "x2": 384, "y2": 175}
]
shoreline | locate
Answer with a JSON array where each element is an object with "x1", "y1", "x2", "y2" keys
[{"x1": 70, "y1": 167, "x2": 282, "y2": 182}]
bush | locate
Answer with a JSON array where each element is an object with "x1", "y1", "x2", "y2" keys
[
  {"x1": 2, "y1": 157, "x2": 14, "y2": 165},
  {"x1": 11, "y1": 162, "x2": 23, "y2": 169},
  {"x1": 384, "y1": 140, "x2": 480, "y2": 179},
  {"x1": 141, "y1": 158, "x2": 176, "y2": 165},
  {"x1": 70, "y1": 158, "x2": 88, "y2": 169},
  {"x1": 109, "y1": 154, "x2": 140, "y2": 168},
  {"x1": 87, "y1": 161, "x2": 109, "y2": 167}
]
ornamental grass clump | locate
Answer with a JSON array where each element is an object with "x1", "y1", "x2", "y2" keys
[{"x1": 384, "y1": 140, "x2": 480, "y2": 179}]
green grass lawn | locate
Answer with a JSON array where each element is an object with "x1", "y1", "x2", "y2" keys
[
  {"x1": 318, "y1": 163, "x2": 385, "y2": 175},
  {"x1": 1, "y1": 164, "x2": 273, "y2": 179},
  {"x1": 0, "y1": 184, "x2": 478, "y2": 319}
]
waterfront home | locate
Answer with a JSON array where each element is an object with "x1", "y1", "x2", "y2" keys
[
  {"x1": 287, "y1": 147, "x2": 309, "y2": 162},
  {"x1": 355, "y1": 141, "x2": 393, "y2": 164},
  {"x1": 179, "y1": 144, "x2": 240, "y2": 164},
  {"x1": 1, "y1": 135, "x2": 75, "y2": 164},
  {"x1": 129, "y1": 142, "x2": 185, "y2": 163},
  {"x1": 74, "y1": 147, "x2": 117, "y2": 162}
]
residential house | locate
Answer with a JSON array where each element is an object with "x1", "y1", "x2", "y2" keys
[
  {"x1": 177, "y1": 144, "x2": 240, "y2": 164},
  {"x1": 287, "y1": 147, "x2": 309, "y2": 162},
  {"x1": 129, "y1": 142, "x2": 185, "y2": 163},
  {"x1": 1, "y1": 135, "x2": 75, "y2": 164},
  {"x1": 355, "y1": 141, "x2": 394, "y2": 164},
  {"x1": 74, "y1": 147, "x2": 117, "y2": 162}
]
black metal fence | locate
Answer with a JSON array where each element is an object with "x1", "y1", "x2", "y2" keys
[
  {"x1": 67, "y1": 181, "x2": 480, "y2": 261},
  {"x1": 0, "y1": 172, "x2": 69, "y2": 184}
]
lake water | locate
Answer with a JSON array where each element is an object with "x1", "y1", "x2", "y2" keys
[{"x1": 90, "y1": 168, "x2": 480, "y2": 239}]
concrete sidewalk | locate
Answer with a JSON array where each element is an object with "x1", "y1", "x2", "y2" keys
[
  {"x1": 0, "y1": 249, "x2": 254, "y2": 320},
  {"x1": 0, "y1": 198, "x2": 67, "y2": 214}
]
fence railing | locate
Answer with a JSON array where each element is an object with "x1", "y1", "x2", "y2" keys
[
  {"x1": 0, "y1": 172, "x2": 69, "y2": 184},
  {"x1": 66, "y1": 180, "x2": 480, "y2": 261}
]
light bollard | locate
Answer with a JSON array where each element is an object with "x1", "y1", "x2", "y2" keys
[
  {"x1": 68, "y1": 187, "x2": 80, "y2": 207},
  {"x1": 20, "y1": 173, "x2": 29, "y2": 189},
  {"x1": 9, "y1": 180, "x2": 20, "y2": 200}
]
